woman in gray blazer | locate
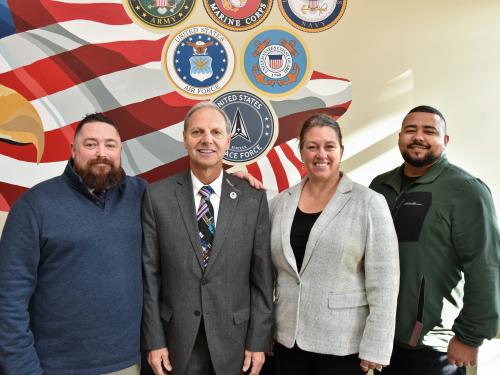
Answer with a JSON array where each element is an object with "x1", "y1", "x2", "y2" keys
[{"x1": 270, "y1": 114, "x2": 399, "y2": 374}]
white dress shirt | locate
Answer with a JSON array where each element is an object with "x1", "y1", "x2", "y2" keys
[{"x1": 191, "y1": 171, "x2": 223, "y2": 226}]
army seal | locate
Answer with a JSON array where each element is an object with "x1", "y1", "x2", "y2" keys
[{"x1": 123, "y1": 0, "x2": 195, "y2": 31}]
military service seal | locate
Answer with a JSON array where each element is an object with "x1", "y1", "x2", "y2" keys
[
  {"x1": 202, "y1": 1, "x2": 272, "y2": 32},
  {"x1": 278, "y1": 0, "x2": 347, "y2": 33},
  {"x1": 163, "y1": 25, "x2": 235, "y2": 96},
  {"x1": 242, "y1": 27, "x2": 310, "y2": 97},
  {"x1": 213, "y1": 91, "x2": 276, "y2": 164},
  {"x1": 124, "y1": 0, "x2": 195, "y2": 30}
]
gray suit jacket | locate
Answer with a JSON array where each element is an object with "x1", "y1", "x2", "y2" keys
[
  {"x1": 142, "y1": 170, "x2": 273, "y2": 375},
  {"x1": 270, "y1": 174, "x2": 399, "y2": 364}
]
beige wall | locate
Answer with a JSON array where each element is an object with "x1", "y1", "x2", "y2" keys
[{"x1": 310, "y1": 1, "x2": 500, "y2": 210}]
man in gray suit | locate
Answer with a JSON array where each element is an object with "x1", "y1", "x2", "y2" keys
[{"x1": 141, "y1": 102, "x2": 273, "y2": 375}]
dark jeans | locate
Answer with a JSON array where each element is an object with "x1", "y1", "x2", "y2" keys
[
  {"x1": 382, "y1": 344, "x2": 466, "y2": 375},
  {"x1": 274, "y1": 343, "x2": 364, "y2": 375}
]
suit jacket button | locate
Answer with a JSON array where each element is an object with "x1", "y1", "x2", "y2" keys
[
  {"x1": 194, "y1": 310, "x2": 201, "y2": 316},
  {"x1": 201, "y1": 279, "x2": 208, "y2": 285},
  {"x1": 296, "y1": 281, "x2": 300, "y2": 285}
]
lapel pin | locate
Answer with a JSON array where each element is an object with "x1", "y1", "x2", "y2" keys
[{"x1": 230, "y1": 191, "x2": 237, "y2": 199}]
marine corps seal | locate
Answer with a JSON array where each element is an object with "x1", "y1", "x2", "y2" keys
[
  {"x1": 163, "y1": 25, "x2": 235, "y2": 96},
  {"x1": 202, "y1": 0, "x2": 272, "y2": 32},
  {"x1": 123, "y1": 0, "x2": 195, "y2": 30},
  {"x1": 242, "y1": 27, "x2": 310, "y2": 97},
  {"x1": 213, "y1": 91, "x2": 276, "y2": 164},
  {"x1": 278, "y1": 0, "x2": 347, "y2": 33}
]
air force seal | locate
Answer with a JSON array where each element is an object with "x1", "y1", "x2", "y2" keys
[
  {"x1": 202, "y1": 1, "x2": 272, "y2": 31},
  {"x1": 278, "y1": 0, "x2": 347, "y2": 32},
  {"x1": 163, "y1": 25, "x2": 235, "y2": 96},
  {"x1": 242, "y1": 28, "x2": 310, "y2": 97},
  {"x1": 124, "y1": 0, "x2": 195, "y2": 30},
  {"x1": 213, "y1": 91, "x2": 276, "y2": 164}
]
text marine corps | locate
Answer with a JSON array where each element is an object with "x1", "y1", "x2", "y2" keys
[{"x1": 209, "y1": 2, "x2": 268, "y2": 27}]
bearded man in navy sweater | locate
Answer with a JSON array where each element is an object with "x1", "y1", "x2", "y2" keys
[{"x1": 0, "y1": 113, "x2": 146, "y2": 375}]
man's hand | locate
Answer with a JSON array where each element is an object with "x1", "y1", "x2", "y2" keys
[
  {"x1": 232, "y1": 171, "x2": 264, "y2": 190},
  {"x1": 360, "y1": 359, "x2": 385, "y2": 372},
  {"x1": 242, "y1": 350, "x2": 265, "y2": 375},
  {"x1": 148, "y1": 347, "x2": 172, "y2": 375},
  {"x1": 447, "y1": 336, "x2": 478, "y2": 367}
]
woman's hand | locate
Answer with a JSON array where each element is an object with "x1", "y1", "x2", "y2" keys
[{"x1": 360, "y1": 359, "x2": 385, "y2": 372}]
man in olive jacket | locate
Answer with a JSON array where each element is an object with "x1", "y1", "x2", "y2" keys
[{"x1": 370, "y1": 105, "x2": 500, "y2": 375}]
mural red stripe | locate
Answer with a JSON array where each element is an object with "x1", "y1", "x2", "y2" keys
[
  {"x1": 246, "y1": 163, "x2": 263, "y2": 183},
  {"x1": 0, "y1": 194, "x2": 9, "y2": 212},
  {"x1": 0, "y1": 37, "x2": 168, "y2": 101},
  {"x1": 310, "y1": 70, "x2": 350, "y2": 82},
  {"x1": 8, "y1": 0, "x2": 131, "y2": 33},
  {"x1": 266, "y1": 149, "x2": 289, "y2": 192},
  {"x1": 0, "y1": 92, "x2": 200, "y2": 163},
  {"x1": 280, "y1": 142, "x2": 306, "y2": 178},
  {"x1": 0, "y1": 182, "x2": 28, "y2": 211},
  {"x1": 138, "y1": 156, "x2": 191, "y2": 184},
  {"x1": 110, "y1": 93, "x2": 200, "y2": 141}
]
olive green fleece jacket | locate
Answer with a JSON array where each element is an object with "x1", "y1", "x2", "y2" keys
[{"x1": 370, "y1": 156, "x2": 499, "y2": 352}]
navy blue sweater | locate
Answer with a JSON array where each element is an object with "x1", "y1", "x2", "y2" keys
[{"x1": 0, "y1": 162, "x2": 147, "y2": 375}]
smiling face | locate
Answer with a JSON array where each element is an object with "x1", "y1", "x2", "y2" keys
[
  {"x1": 71, "y1": 121, "x2": 123, "y2": 189},
  {"x1": 183, "y1": 107, "x2": 231, "y2": 181},
  {"x1": 399, "y1": 111, "x2": 449, "y2": 173},
  {"x1": 300, "y1": 125, "x2": 344, "y2": 183}
]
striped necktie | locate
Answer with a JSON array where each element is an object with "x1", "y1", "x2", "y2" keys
[{"x1": 197, "y1": 185, "x2": 215, "y2": 268}]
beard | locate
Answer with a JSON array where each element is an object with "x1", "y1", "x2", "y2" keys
[
  {"x1": 401, "y1": 142, "x2": 442, "y2": 168},
  {"x1": 74, "y1": 157, "x2": 123, "y2": 190}
]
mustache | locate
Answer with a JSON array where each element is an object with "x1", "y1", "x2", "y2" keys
[
  {"x1": 88, "y1": 157, "x2": 113, "y2": 166},
  {"x1": 408, "y1": 141, "x2": 430, "y2": 148}
]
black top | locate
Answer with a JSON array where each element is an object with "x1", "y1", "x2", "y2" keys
[
  {"x1": 400, "y1": 169, "x2": 420, "y2": 190},
  {"x1": 290, "y1": 207, "x2": 322, "y2": 272}
]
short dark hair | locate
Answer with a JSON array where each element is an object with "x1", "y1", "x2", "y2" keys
[
  {"x1": 407, "y1": 105, "x2": 447, "y2": 133},
  {"x1": 74, "y1": 113, "x2": 119, "y2": 140},
  {"x1": 299, "y1": 114, "x2": 343, "y2": 150}
]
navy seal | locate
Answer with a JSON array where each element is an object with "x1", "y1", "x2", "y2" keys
[{"x1": 278, "y1": 0, "x2": 347, "y2": 33}]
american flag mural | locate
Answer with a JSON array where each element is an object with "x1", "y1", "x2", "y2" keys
[{"x1": 0, "y1": 0, "x2": 352, "y2": 212}]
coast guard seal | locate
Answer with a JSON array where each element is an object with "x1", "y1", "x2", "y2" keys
[
  {"x1": 163, "y1": 25, "x2": 235, "y2": 96},
  {"x1": 242, "y1": 28, "x2": 310, "y2": 96},
  {"x1": 124, "y1": 0, "x2": 195, "y2": 30},
  {"x1": 213, "y1": 91, "x2": 276, "y2": 164},
  {"x1": 202, "y1": 1, "x2": 272, "y2": 32},
  {"x1": 278, "y1": 0, "x2": 347, "y2": 32}
]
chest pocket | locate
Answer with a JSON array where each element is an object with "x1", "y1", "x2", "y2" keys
[{"x1": 392, "y1": 191, "x2": 432, "y2": 242}]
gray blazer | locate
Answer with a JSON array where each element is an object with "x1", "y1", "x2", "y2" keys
[
  {"x1": 270, "y1": 174, "x2": 399, "y2": 365},
  {"x1": 142, "y1": 170, "x2": 273, "y2": 375}
]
